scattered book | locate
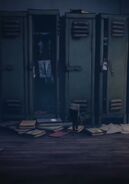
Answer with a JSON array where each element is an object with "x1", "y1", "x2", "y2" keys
[
  {"x1": 38, "y1": 125, "x2": 63, "y2": 131},
  {"x1": 37, "y1": 118, "x2": 62, "y2": 124},
  {"x1": 100, "y1": 124, "x2": 109, "y2": 132},
  {"x1": 53, "y1": 126, "x2": 64, "y2": 132},
  {"x1": 86, "y1": 128, "x2": 105, "y2": 136},
  {"x1": 106, "y1": 123, "x2": 121, "y2": 134},
  {"x1": 121, "y1": 124, "x2": 129, "y2": 134},
  {"x1": 49, "y1": 131, "x2": 68, "y2": 138},
  {"x1": 19, "y1": 120, "x2": 36, "y2": 129},
  {"x1": 26, "y1": 129, "x2": 46, "y2": 137},
  {"x1": 9, "y1": 125, "x2": 32, "y2": 134}
]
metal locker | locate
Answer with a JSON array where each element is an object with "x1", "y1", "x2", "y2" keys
[
  {"x1": 0, "y1": 11, "x2": 28, "y2": 120},
  {"x1": 61, "y1": 11, "x2": 96, "y2": 124},
  {"x1": 28, "y1": 9, "x2": 60, "y2": 119},
  {"x1": 95, "y1": 14, "x2": 128, "y2": 124}
]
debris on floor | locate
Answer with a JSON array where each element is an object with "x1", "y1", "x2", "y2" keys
[
  {"x1": 105, "y1": 124, "x2": 121, "y2": 134},
  {"x1": 16, "y1": 128, "x2": 33, "y2": 135},
  {"x1": 53, "y1": 126, "x2": 64, "y2": 132},
  {"x1": 0, "y1": 119, "x2": 65, "y2": 138},
  {"x1": 100, "y1": 123, "x2": 121, "y2": 134},
  {"x1": 36, "y1": 118, "x2": 64, "y2": 132},
  {"x1": 67, "y1": 125, "x2": 85, "y2": 133},
  {"x1": 120, "y1": 124, "x2": 129, "y2": 134},
  {"x1": 100, "y1": 123, "x2": 125, "y2": 134},
  {"x1": 1, "y1": 119, "x2": 129, "y2": 138},
  {"x1": 19, "y1": 120, "x2": 36, "y2": 130},
  {"x1": 26, "y1": 129, "x2": 46, "y2": 137},
  {"x1": 49, "y1": 131, "x2": 69, "y2": 138},
  {"x1": 37, "y1": 118, "x2": 62, "y2": 124},
  {"x1": 86, "y1": 128, "x2": 105, "y2": 136},
  {"x1": 38, "y1": 125, "x2": 63, "y2": 131}
]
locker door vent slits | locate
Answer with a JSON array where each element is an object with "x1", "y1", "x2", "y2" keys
[
  {"x1": 71, "y1": 21, "x2": 89, "y2": 38},
  {"x1": 109, "y1": 99, "x2": 123, "y2": 112},
  {"x1": 1, "y1": 17, "x2": 21, "y2": 38},
  {"x1": 3, "y1": 99, "x2": 22, "y2": 114},
  {"x1": 111, "y1": 20, "x2": 125, "y2": 37}
]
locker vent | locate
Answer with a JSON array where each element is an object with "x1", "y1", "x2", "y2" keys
[
  {"x1": 71, "y1": 21, "x2": 89, "y2": 38},
  {"x1": 109, "y1": 99, "x2": 123, "y2": 112},
  {"x1": 1, "y1": 17, "x2": 21, "y2": 38},
  {"x1": 111, "y1": 20, "x2": 125, "y2": 37},
  {"x1": 4, "y1": 99, "x2": 22, "y2": 114}
]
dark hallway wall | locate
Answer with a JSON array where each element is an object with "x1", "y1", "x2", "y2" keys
[
  {"x1": 120, "y1": 0, "x2": 129, "y2": 14},
  {"x1": 0, "y1": 0, "x2": 122, "y2": 14}
]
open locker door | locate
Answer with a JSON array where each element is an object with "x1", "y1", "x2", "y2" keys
[{"x1": 28, "y1": 10, "x2": 60, "y2": 119}]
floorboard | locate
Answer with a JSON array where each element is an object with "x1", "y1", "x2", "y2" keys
[{"x1": 0, "y1": 128, "x2": 129, "y2": 184}]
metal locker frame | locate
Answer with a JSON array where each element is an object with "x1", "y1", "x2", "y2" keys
[
  {"x1": 95, "y1": 14, "x2": 128, "y2": 124},
  {"x1": 127, "y1": 17, "x2": 129, "y2": 123},
  {"x1": 61, "y1": 11, "x2": 96, "y2": 125},
  {"x1": 28, "y1": 9, "x2": 60, "y2": 118},
  {"x1": 0, "y1": 11, "x2": 28, "y2": 120}
]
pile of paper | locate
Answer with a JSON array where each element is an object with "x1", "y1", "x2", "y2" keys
[
  {"x1": 121, "y1": 124, "x2": 129, "y2": 134},
  {"x1": 100, "y1": 123, "x2": 121, "y2": 134}
]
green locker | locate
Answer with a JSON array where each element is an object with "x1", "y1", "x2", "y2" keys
[
  {"x1": 95, "y1": 14, "x2": 128, "y2": 124},
  {"x1": 28, "y1": 9, "x2": 60, "y2": 118},
  {"x1": 0, "y1": 11, "x2": 28, "y2": 120},
  {"x1": 61, "y1": 11, "x2": 96, "y2": 124}
]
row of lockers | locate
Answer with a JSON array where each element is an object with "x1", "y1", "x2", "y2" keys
[{"x1": 0, "y1": 9, "x2": 128, "y2": 125}]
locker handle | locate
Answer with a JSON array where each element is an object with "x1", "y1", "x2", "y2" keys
[
  {"x1": 108, "y1": 60, "x2": 114, "y2": 76},
  {"x1": 0, "y1": 66, "x2": 4, "y2": 71},
  {"x1": 33, "y1": 66, "x2": 36, "y2": 78},
  {"x1": 65, "y1": 65, "x2": 82, "y2": 72},
  {"x1": 102, "y1": 60, "x2": 108, "y2": 71},
  {"x1": 5, "y1": 65, "x2": 14, "y2": 71},
  {"x1": 0, "y1": 65, "x2": 13, "y2": 71},
  {"x1": 27, "y1": 64, "x2": 36, "y2": 78},
  {"x1": 27, "y1": 64, "x2": 33, "y2": 71}
]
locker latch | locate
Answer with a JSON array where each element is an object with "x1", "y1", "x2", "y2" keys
[
  {"x1": 102, "y1": 60, "x2": 113, "y2": 75},
  {"x1": 66, "y1": 65, "x2": 82, "y2": 72},
  {"x1": 0, "y1": 65, "x2": 13, "y2": 71},
  {"x1": 102, "y1": 61, "x2": 108, "y2": 71}
]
